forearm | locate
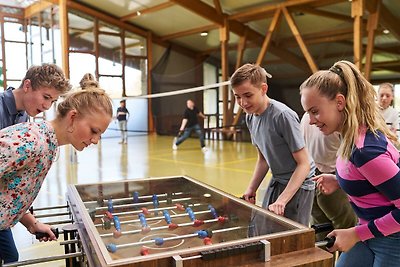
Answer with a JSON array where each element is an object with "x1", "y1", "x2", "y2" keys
[
  {"x1": 277, "y1": 161, "x2": 310, "y2": 204},
  {"x1": 179, "y1": 119, "x2": 188, "y2": 131},
  {"x1": 20, "y1": 213, "x2": 38, "y2": 233},
  {"x1": 247, "y1": 158, "x2": 269, "y2": 192}
]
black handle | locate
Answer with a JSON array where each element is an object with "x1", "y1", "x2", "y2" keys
[
  {"x1": 324, "y1": 236, "x2": 336, "y2": 248},
  {"x1": 35, "y1": 228, "x2": 59, "y2": 239},
  {"x1": 311, "y1": 223, "x2": 334, "y2": 234}
]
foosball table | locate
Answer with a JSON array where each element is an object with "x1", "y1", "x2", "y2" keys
[{"x1": 67, "y1": 175, "x2": 332, "y2": 267}]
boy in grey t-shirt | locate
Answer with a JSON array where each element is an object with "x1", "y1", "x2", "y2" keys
[{"x1": 231, "y1": 63, "x2": 315, "y2": 226}]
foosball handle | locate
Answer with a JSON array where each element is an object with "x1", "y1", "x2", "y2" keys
[
  {"x1": 324, "y1": 236, "x2": 336, "y2": 248},
  {"x1": 35, "y1": 228, "x2": 59, "y2": 239}
]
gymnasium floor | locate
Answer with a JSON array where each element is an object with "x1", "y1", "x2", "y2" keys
[{"x1": 12, "y1": 134, "x2": 272, "y2": 266}]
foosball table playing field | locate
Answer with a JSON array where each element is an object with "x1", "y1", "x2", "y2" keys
[{"x1": 67, "y1": 175, "x2": 332, "y2": 267}]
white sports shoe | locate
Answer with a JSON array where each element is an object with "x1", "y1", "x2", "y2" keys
[
  {"x1": 201, "y1": 147, "x2": 208, "y2": 152},
  {"x1": 172, "y1": 137, "x2": 178, "y2": 150}
]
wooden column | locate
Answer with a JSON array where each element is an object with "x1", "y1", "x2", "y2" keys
[
  {"x1": 364, "y1": 0, "x2": 380, "y2": 80},
  {"x1": 256, "y1": 8, "x2": 281, "y2": 65},
  {"x1": 282, "y1": 7, "x2": 318, "y2": 73},
  {"x1": 1, "y1": 16, "x2": 7, "y2": 89},
  {"x1": 121, "y1": 30, "x2": 126, "y2": 96},
  {"x1": 58, "y1": 0, "x2": 69, "y2": 77},
  {"x1": 94, "y1": 19, "x2": 99, "y2": 79},
  {"x1": 220, "y1": 18, "x2": 230, "y2": 126},
  {"x1": 147, "y1": 32, "x2": 154, "y2": 132},
  {"x1": 352, "y1": 0, "x2": 364, "y2": 70},
  {"x1": 235, "y1": 29, "x2": 247, "y2": 70}
]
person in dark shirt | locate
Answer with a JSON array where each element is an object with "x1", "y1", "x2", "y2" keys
[
  {"x1": 173, "y1": 99, "x2": 207, "y2": 152},
  {"x1": 116, "y1": 99, "x2": 130, "y2": 144}
]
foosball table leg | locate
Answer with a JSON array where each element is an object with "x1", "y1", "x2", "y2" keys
[
  {"x1": 172, "y1": 255, "x2": 183, "y2": 267},
  {"x1": 62, "y1": 225, "x2": 80, "y2": 267}
]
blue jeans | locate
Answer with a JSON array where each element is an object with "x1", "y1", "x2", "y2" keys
[
  {"x1": 336, "y1": 232, "x2": 400, "y2": 267},
  {"x1": 176, "y1": 124, "x2": 205, "y2": 148},
  {"x1": 0, "y1": 228, "x2": 19, "y2": 263}
]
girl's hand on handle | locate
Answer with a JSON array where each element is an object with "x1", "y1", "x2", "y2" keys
[
  {"x1": 326, "y1": 227, "x2": 359, "y2": 253},
  {"x1": 312, "y1": 174, "x2": 339, "y2": 195}
]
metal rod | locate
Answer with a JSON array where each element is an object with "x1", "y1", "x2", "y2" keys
[
  {"x1": 115, "y1": 226, "x2": 244, "y2": 250},
  {"x1": 100, "y1": 217, "x2": 222, "y2": 237},
  {"x1": 30, "y1": 204, "x2": 69, "y2": 211},
  {"x1": 84, "y1": 192, "x2": 185, "y2": 205},
  {"x1": 2, "y1": 252, "x2": 83, "y2": 267},
  {"x1": 34, "y1": 211, "x2": 71, "y2": 218},
  {"x1": 92, "y1": 197, "x2": 192, "y2": 211},
  {"x1": 59, "y1": 239, "x2": 79, "y2": 245},
  {"x1": 94, "y1": 203, "x2": 201, "y2": 218},
  {"x1": 94, "y1": 209, "x2": 210, "y2": 227},
  {"x1": 43, "y1": 219, "x2": 73, "y2": 225}
]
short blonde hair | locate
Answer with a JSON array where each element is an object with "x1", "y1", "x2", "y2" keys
[
  {"x1": 20, "y1": 63, "x2": 71, "y2": 94},
  {"x1": 230, "y1": 63, "x2": 272, "y2": 88}
]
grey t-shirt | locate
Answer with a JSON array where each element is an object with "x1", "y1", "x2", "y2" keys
[{"x1": 246, "y1": 99, "x2": 315, "y2": 190}]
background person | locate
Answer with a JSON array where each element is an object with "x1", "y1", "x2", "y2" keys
[
  {"x1": 116, "y1": 99, "x2": 130, "y2": 144},
  {"x1": 377, "y1": 82, "x2": 399, "y2": 134},
  {"x1": 172, "y1": 99, "x2": 207, "y2": 152}
]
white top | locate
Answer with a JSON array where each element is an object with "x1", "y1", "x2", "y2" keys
[
  {"x1": 380, "y1": 106, "x2": 399, "y2": 132},
  {"x1": 300, "y1": 113, "x2": 340, "y2": 173}
]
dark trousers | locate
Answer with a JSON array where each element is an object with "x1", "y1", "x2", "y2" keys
[
  {"x1": 176, "y1": 124, "x2": 205, "y2": 148},
  {"x1": 0, "y1": 228, "x2": 19, "y2": 263},
  {"x1": 312, "y1": 169, "x2": 357, "y2": 241}
]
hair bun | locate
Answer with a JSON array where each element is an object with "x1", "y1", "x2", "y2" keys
[{"x1": 80, "y1": 73, "x2": 99, "y2": 89}]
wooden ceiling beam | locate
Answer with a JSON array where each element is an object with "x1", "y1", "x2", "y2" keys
[
  {"x1": 372, "y1": 60, "x2": 400, "y2": 69},
  {"x1": 374, "y1": 65, "x2": 400, "y2": 73},
  {"x1": 297, "y1": 7, "x2": 352, "y2": 22},
  {"x1": 67, "y1": 1, "x2": 197, "y2": 58},
  {"x1": 24, "y1": 1, "x2": 53, "y2": 18},
  {"x1": 280, "y1": 27, "x2": 354, "y2": 46},
  {"x1": 340, "y1": 40, "x2": 400, "y2": 56},
  {"x1": 228, "y1": 0, "x2": 345, "y2": 22},
  {"x1": 173, "y1": 0, "x2": 318, "y2": 72},
  {"x1": 160, "y1": 24, "x2": 218, "y2": 41},
  {"x1": 256, "y1": 9, "x2": 281, "y2": 65},
  {"x1": 366, "y1": 1, "x2": 400, "y2": 41},
  {"x1": 282, "y1": 7, "x2": 318, "y2": 73},
  {"x1": 120, "y1": 2, "x2": 174, "y2": 22},
  {"x1": 213, "y1": 0, "x2": 222, "y2": 15},
  {"x1": 68, "y1": 1, "x2": 148, "y2": 36},
  {"x1": 170, "y1": 0, "x2": 224, "y2": 26},
  {"x1": 235, "y1": 29, "x2": 247, "y2": 69}
]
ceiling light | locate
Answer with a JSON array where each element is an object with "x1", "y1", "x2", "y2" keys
[
  {"x1": 383, "y1": 29, "x2": 390, "y2": 34},
  {"x1": 136, "y1": 11, "x2": 141, "y2": 16},
  {"x1": 200, "y1": 31, "x2": 208, "y2": 37}
]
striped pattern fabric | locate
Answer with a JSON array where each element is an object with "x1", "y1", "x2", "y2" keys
[{"x1": 336, "y1": 128, "x2": 400, "y2": 241}]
